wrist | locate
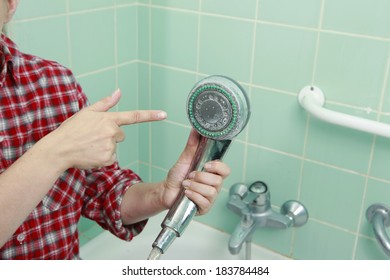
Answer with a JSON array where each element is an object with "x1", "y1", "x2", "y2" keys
[
  {"x1": 34, "y1": 131, "x2": 69, "y2": 174},
  {"x1": 157, "y1": 180, "x2": 170, "y2": 210},
  {"x1": 121, "y1": 181, "x2": 168, "y2": 225}
]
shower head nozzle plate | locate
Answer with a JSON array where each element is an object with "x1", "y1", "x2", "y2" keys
[
  {"x1": 187, "y1": 76, "x2": 250, "y2": 140},
  {"x1": 188, "y1": 84, "x2": 238, "y2": 138}
]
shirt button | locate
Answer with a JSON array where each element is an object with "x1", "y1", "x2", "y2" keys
[{"x1": 17, "y1": 233, "x2": 26, "y2": 243}]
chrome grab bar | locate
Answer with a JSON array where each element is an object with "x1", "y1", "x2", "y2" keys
[{"x1": 366, "y1": 203, "x2": 390, "y2": 257}]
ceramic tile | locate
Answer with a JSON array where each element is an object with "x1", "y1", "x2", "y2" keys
[
  {"x1": 245, "y1": 145, "x2": 301, "y2": 207},
  {"x1": 137, "y1": 6, "x2": 150, "y2": 61},
  {"x1": 355, "y1": 236, "x2": 389, "y2": 260},
  {"x1": 258, "y1": 0, "x2": 321, "y2": 28},
  {"x1": 151, "y1": 167, "x2": 168, "y2": 182},
  {"x1": 82, "y1": 224, "x2": 104, "y2": 240},
  {"x1": 248, "y1": 88, "x2": 307, "y2": 156},
  {"x1": 202, "y1": 0, "x2": 257, "y2": 19},
  {"x1": 69, "y1": 10, "x2": 116, "y2": 75},
  {"x1": 305, "y1": 104, "x2": 374, "y2": 173},
  {"x1": 116, "y1": 0, "x2": 137, "y2": 5},
  {"x1": 252, "y1": 24, "x2": 316, "y2": 92},
  {"x1": 151, "y1": 0, "x2": 199, "y2": 10},
  {"x1": 78, "y1": 234, "x2": 90, "y2": 247},
  {"x1": 69, "y1": 0, "x2": 115, "y2": 11},
  {"x1": 14, "y1": 0, "x2": 67, "y2": 20},
  {"x1": 367, "y1": 137, "x2": 390, "y2": 181},
  {"x1": 118, "y1": 63, "x2": 138, "y2": 111},
  {"x1": 151, "y1": 122, "x2": 190, "y2": 170},
  {"x1": 117, "y1": 64, "x2": 139, "y2": 166},
  {"x1": 117, "y1": 6, "x2": 138, "y2": 63},
  {"x1": 380, "y1": 68, "x2": 390, "y2": 117},
  {"x1": 150, "y1": 66, "x2": 197, "y2": 125},
  {"x1": 251, "y1": 223, "x2": 293, "y2": 257},
  {"x1": 78, "y1": 217, "x2": 95, "y2": 233},
  {"x1": 323, "y1": 0, "x2": 390, "y2": 38},
  {"x1": 293, "y1": 220, "x2": 355, "y2": 259},
  {"x1": 195, "y1": 190, "x2": 241, "y2": 235},
  {"x1": 220, "y1": 141, "x2": 246, "y2": 192},
  {"x1": 138, "y1": 163, "x2": 150, "y2": 182},
  {"x1": 360, "y1": 179, "x2": 390, "y2": 236},
  {"x1": 76, "y1": 69, "x2": 117, "y2": 105},
  {"x1": 314, "y1": 33, "x2": 388, "y2": 109},
  {"x1": 10, "y1": 18, "x2": 70, "y2": 68},
  {"x1": 150, "y1": 8, "x2": 198, "y2": 70},
  {"x1": 198, "y1": 15, "x2": 253, "y2": 83},
  {"x1": 300, "y1": 162, "x2": 365, "y2": 231},
  {"x1": 138, "y1": 64, "x2": 151, "y2": 164}
]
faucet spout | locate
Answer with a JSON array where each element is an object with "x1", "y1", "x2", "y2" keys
[{"x1": 228, "y1": 214, "x2": 255, "y2": 255}]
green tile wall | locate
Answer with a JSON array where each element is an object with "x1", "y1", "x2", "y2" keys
[{"x1": 7, "y1": 0, "x2": 390, "y2": 259}]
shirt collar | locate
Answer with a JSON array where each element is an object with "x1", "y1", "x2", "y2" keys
[{"x1": 0, "y1": 33, "x2": 20, "y2": 86}]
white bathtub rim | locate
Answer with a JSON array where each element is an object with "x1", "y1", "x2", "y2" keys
[{"x1": 80, "y1": 212, "x2": 290, "y2": 260}]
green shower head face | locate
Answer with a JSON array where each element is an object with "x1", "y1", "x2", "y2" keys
[{"x1": 187, "y1": 76, "x2": 250, "y2": 141}]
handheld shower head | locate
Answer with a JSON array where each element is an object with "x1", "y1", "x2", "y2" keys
[{"x1": 148, "y1": 76, "x2": 250, "y2": 260}]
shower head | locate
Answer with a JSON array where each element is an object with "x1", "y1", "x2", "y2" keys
[
  {"x1": 187, "y1": 75, "x2": 250, "y2": 141},
  {"x1": 149, "y1": 75, "x2": 250, "y2": 260}
]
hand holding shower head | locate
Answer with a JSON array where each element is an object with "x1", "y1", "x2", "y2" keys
[{"x1": 148, "y1": 75, "x2": 250, "y2": 260}]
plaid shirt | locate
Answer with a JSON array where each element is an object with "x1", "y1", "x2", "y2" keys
[{"x1": 0, "y1": 34, "x2": 146, "y2": 259}]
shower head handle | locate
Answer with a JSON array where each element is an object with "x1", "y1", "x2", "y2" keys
[{"x1": 152, "y1": 136, "x2": 231, "y2": 254}]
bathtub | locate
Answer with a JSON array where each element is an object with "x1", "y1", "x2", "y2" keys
[{"x1": 80, "y1": 212, "x2": 289, "y2": 260}]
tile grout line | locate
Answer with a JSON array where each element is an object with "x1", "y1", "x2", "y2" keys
[
  {"x1": 195, "y1": 0, "x2": 202, "y2": 81},
  {"x1": 65, "y1": 0, "x2": 72, "y2": 69},
  {"x1": 136, "y1": 3, "x2": 141, "y2": 172},
  {"x1": 291, "y1": 0, "x2": 326, "y2": 258},
  {"x1": 148, "y1": 0, "x2": 153, "y2": 181},
  {"x1": 242, "y1": 0, "x2": 260, "y2": 182}
]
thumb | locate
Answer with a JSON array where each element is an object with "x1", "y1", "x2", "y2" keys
[
  {"x1": 87, "y1": 89, "x2": 121, "y2": 112},
  {"x1": 177, "y1": 129, "x2": 202, "y2": 165}
]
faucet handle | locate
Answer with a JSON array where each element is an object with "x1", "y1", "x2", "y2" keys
[
  {"x1": 280, "y1": 200, "x2": 309, "y2": 227},
  {"x1": 228, "y1": 181, "x2": 270, "y2": 216},
  {"x1": 245, "y1": 181, "x2": 268, "y2": 205},
  {"x1": 229, "y1": 183, "x2": 248, "y2": 198},
  {"x1": 228, "y1": 183, "x2": 249, "y2": 215}
]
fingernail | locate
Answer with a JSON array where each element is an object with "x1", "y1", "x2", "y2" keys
[
  {"x1": 184, "y1": 189, "x2": 193, "y2": 196},
  {"x1": 182, "y1": 180, "x2": 191, "y2": 188},
  {"x1": 112, "y1": 88, "x2": 120, "y2": 97},
  {"x1": 204, "y1": 162, "x2": 212, "y2": 169},
  {"x1": 157, "y1": 111, "x2": 167, "y2": 119},
  {"x1": 188, "y1": 171, "x2": 196, "y2": 179}
]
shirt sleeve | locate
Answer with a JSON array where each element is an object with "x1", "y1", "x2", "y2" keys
[
  {"x1": 81, "y1": 163, "x2": 147, "y2": 241},
  {"x1": 73, "y1": 80, "x2": 147, "y2": 241}
]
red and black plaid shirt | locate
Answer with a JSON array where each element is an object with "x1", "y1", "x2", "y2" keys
[{"x1": 0, "y1": 34, "x2": 146, "y2": 259}]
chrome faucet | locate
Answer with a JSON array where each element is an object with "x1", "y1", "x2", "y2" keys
[{"x1": 227, "y1": 181, "x2": 309, "y2": 258}]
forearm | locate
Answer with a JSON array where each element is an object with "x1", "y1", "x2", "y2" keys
[
  {"x1": 120, "y1": 181, "x2": 168, "y2": 225},
  {"x1": 0, "y1": 136, "x2": 66, "y2": 246}
]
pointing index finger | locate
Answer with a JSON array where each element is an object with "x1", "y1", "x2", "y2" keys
[{"x1": 107, "y1": 110, "x2": 167, "y2": 126}]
